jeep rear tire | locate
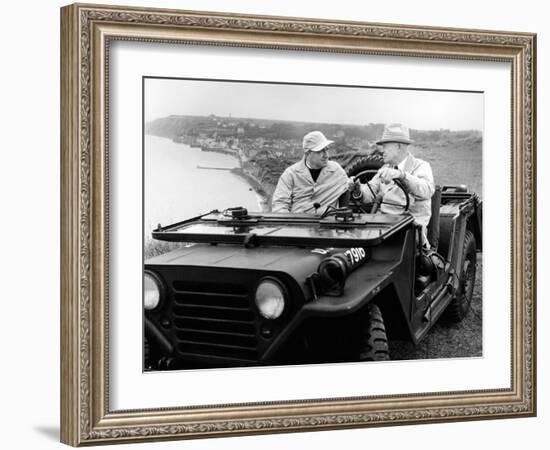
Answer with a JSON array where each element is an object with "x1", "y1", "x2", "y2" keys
[
  {"x1": 345, "y1": 155, "x2": 384, "y2": 181},
  {"x1": 358, "y1": 303, "x2": 390, "y2": 361},
  {"x1": 443, "y1": 230, "x2": 477, "y2": 322}
]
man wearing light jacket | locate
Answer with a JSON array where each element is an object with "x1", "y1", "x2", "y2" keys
[
  {"x1": 353, "y1": 123, "x2": 435, "y2": 245},
  {"x1": 272, "y1": 131, "x2": 354, "y2": 214}
]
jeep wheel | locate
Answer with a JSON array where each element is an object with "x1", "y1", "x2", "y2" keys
[
  {"x1": 345, "y1": 155, "x2": 384, "y2": 181},
  {"x1": 443, "y1": 230, "x2": 477, "y2": 322},
  {"x1": 358, "y1": 303, "x2": 390, "y2": 361}
]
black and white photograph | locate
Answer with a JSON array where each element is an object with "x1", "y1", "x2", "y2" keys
[{"x1": 143, "y1": 77, "x2": 483, "y2": 371}]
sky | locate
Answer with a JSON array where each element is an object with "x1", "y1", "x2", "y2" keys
[{"x1": 144, "y1": 78, "x2": 483, "y2": 131}]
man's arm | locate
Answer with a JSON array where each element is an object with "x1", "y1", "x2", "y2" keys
[
  {"x1": 401, "y1": 161, "x2": 435, "y2": 200},
  {"x1": 333, "y1": 163, "x2": 356, "y2": 197},
  {"x1": 271, "y1": 169, "x2": 294, "y2": 212}
]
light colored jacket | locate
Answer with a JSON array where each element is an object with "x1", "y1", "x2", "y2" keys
[
  {"x1": 360, "y1": 153, "x2": 435, "y2": 242},
  {"x1": 272, "y1": 159, "x2": 349, "y2": 214}
]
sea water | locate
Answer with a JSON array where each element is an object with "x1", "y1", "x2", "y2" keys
[{"x1": 144, "y1": 135, "x2": 261, "y2": 238}]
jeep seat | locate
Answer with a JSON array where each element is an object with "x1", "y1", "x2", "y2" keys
[{"x1": 427, "y1": 185, "x2": 441, "y2": 250}]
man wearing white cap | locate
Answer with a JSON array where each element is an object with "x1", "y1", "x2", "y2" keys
[
  {"x1": 353, "y1": 123, "x2": 435, "y2": 245},
  {"x1": 272, "y1": 131, "x2": 353, "y2": 214}
]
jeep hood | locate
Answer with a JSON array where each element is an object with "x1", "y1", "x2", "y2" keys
[{"x1": 146, "y1": 244, "x2": 334, "y2": 278}]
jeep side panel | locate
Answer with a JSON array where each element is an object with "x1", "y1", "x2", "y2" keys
[{"x1": 438, "y1": 193, "x2": 480, "y2": 274}]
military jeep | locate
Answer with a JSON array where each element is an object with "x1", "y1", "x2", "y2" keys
[{"x1": 144, "y1": 160, "x2": 482, "y2": 370}]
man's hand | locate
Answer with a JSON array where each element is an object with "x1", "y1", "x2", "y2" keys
[
  {"x1": 378, "y1": 167, "x2": 403, "y2": 184},
  {"x1": 347, "y1": 177, "x2": 358, "y2": 192}
]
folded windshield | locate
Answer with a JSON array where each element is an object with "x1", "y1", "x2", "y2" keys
[{"x1": 152, "y1": 210, "x2": 413, "y2": 248}]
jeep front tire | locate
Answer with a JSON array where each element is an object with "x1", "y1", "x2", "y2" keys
[{"x1": 358, "y1": 303, "x2": 390, "y2": 361}]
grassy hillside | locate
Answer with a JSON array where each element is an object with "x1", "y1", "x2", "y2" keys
[{"x1": 413, "y1": 133, "x2": 482, "y2": 197}]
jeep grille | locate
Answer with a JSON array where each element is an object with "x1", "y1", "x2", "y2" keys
[{"x1": 171, "y1": 280, "x2": 259, "y2": 363}]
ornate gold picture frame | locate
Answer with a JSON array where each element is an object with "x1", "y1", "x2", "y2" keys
[{"x1": 60, "y1": 3, "x2": 536, "y2": 446}]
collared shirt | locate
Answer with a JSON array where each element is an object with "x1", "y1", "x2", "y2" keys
[
  {"x1": 271, "y1": 159, "x2": 349, "y2": 214},
  {"x1": 360, "y1": 153, "x2": 435, "y2": 243},
  {"x1": 397, "y1": 156, "x2": 407, "y2": 173}
]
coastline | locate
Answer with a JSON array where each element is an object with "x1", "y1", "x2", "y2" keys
[
  {"x1": 145, "y1": 135, "x2": 263, "y2": 239},
  {"x1": 201, "y1": 147, "x2": 239, "y2": 157},
  {"x1": 230, "y1": 167, "x2": 271, "y2": 212},
  {"x1": 168, "y1": 137, "x2": 276, "y2": 212},
  {"x1": 193, "y1": 142, "x2": 274, "y2": 212}
]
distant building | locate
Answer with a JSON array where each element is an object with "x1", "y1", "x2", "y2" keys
[{"x1": 216, "y1": 129, "x2": 234, "y2": 137}]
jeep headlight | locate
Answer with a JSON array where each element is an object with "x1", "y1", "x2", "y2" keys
[
  {"x1": 144, "y1": 271, "x2": 162, "y2": 310},
  {"x1": 255, "y1": 278, "x2": 286, "y2": 320}
]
